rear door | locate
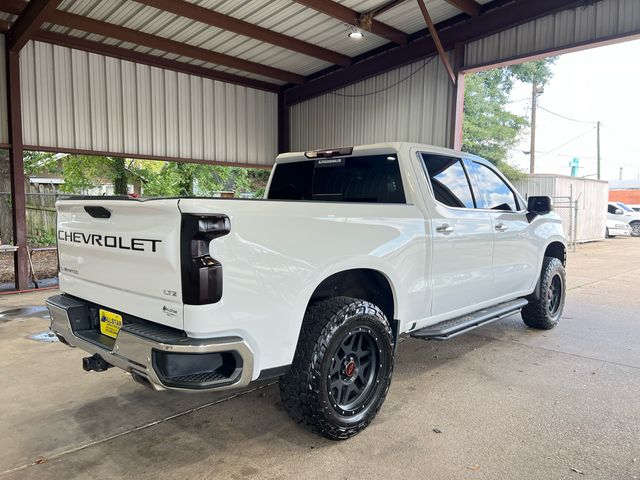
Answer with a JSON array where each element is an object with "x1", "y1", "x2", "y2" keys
[
  {"x1": 465, "y1": 159, "x2": 539, "y2": 297},
  {"x1": 418, "y1": 153, "x2": 494, "y2": 316}
]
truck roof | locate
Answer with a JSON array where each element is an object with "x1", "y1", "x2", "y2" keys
[{"x1": 275, "y1": 142, "x2": 466, "y2": 164}]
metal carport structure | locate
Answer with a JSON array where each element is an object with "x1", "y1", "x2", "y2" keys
[{"x1": 0, "y1": 0, "x2": 639, "y2": 289}]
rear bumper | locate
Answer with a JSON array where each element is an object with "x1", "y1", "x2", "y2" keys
[{"x1": 46, "y1": 294, "x2": 254, "y2": 392}]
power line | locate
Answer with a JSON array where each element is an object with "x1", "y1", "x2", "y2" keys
[
  {"x1": 329, "y1": 56, "x2": 436, "y2": 98},
  {"x1": 507, "y1": 97, "x2": 531, "y2": 104},
  {"x1": 537, "y1": 105, "x2": 598, "y2": 124},
  {"x1": 536, "y1": 126, "x2": 597, "y2": 159}
]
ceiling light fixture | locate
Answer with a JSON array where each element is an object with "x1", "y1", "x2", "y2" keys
[{"x1": 347, "y1": 25, "x2": 364, "y2": 39}]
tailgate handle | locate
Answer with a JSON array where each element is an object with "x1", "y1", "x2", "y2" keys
[{"x1": 84, "y1": 206, "x2": 111, "y2": 219}]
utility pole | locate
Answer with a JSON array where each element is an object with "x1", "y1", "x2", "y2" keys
[
  {"x1": 596, "y1": 121, "x2": 601, "y2": 180},
  {"x1": 529, "y1": 82, "x2": 537, "y2": 174}
]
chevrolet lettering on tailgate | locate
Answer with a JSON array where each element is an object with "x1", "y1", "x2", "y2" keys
[{"x1": 57, "y1": 230, "x2": 162, "y2": 252}]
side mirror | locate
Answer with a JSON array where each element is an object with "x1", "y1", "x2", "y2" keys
[
  {"x1": 615, "y1": 208, "x2": 624, "y2": 215},
  {"x1": 527, "y1": 196, "x2": 552, "y2": 215}
]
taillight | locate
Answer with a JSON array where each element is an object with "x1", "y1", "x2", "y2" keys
[{"x1": 180, "y1": 214, "x2": 230, "y2": 305}]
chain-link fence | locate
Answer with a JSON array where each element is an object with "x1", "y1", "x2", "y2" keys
[{"x1": 552, "y1": 195, "x2": 579, "y2": 252}]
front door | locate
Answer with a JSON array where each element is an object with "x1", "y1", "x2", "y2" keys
[
  {"x1": 465, "y1": 159, "x2": 539, "y2": 297},
  {"x1": 418, "y1": 153, "x2": 495, "y2": 316}
]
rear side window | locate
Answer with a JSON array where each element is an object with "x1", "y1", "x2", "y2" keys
[
  {"x1": 268, "y1": 155, "x2": 405, "y2": 203},
  {"x1": 469, "y1": 162, "x2": 518, "y2": 211},
  {"x1": 421, "y1": 154, "x2": 475, "y2": 209}
]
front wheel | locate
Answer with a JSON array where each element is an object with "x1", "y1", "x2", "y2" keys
[
  {"x1": 631, "y1": 222, "x2": 640, "y2": 237},
  {"x1": 279, "y1": 297, "x2": 394, "y2": 440},
  {"x1": 522, "y1": 257, "x2": 566, "y2": 330}
]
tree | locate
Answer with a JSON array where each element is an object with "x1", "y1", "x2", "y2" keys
[
  {"x1": 112, "y1": 157, "x2": 128, "y2": 195},
  {"x1": 463, "y1": 58, "x2": 556, "y2": 179},
  {"x1": 141, "y1": 162, "x2": 269, "y2": 197},
  {"x1": 23, "y1": 151, "x2": 270, "y2": 198},
  {"x1": 0, "y1": 150, "x2": 13, "y2": 244}
]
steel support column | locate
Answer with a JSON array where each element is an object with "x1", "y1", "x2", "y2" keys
[
  {"x1": 449, "y1": 43, "x2": 465, "y2": 151},
  {"x1": 277, "y1": 92, "x2": 290, "y2": 154},
  {"x1": 5, "y1": 49, "x2": 29, "y2": 289}
]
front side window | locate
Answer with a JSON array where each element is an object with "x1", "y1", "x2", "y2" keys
[
  {"x1": 421, "y1": 154, "x2": 475, "y2": 208},
  {"x1": 607, "y1": 204, "x2": 619, "y2": 214},
  {"x1": 469, "y1": 162, "x2": 518, "y2": 211}
]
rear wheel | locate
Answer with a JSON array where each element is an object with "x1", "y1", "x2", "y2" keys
[
  {"x1": 522, "y1": 257, "x2": 566, "y2": 330},
  {"x1": 279, "y1": 296, "x2": 394, "y2": 440}
]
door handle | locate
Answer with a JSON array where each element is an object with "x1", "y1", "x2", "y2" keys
[
  {"x1": 495, "y1": 223, "x2": 508, "y2": 232},
  {"x1": 436, "y1": 223, "x2": 455, "y2": 233}
]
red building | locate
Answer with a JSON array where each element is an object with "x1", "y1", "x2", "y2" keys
[{"x1": 609, "y1": 180, "x2": 640, "y2": 207}]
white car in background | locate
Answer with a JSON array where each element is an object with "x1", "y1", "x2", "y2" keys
[
  {"x1": 606, "y1": 203, "x2": 633, "y2": 237},
  {"x1": 611, "y1": 202, "x2": 640, "y2": 236}
]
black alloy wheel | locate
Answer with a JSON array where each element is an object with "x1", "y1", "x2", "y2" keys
[{"x1": 327, "y1": 327, "x2": 381, "y2": 416}]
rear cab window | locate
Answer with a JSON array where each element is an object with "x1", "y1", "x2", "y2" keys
[
  {"x1": 420, "y1": 154, "x2": 475, "y2": 209},
  {"x1": 268, "y1": 155, "x2": 406, "y2": 203}
]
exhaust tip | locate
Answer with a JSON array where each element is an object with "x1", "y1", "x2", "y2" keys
[{"x1": 131, "y1": 370, "x2": 155, "y2": 390}]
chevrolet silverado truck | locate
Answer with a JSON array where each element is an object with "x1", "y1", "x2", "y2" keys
[{"x1": 47, "y1": 143, "x2": 566, "y2": 440}]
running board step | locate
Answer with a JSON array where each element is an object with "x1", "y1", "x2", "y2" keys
[{"x1": 410, "y1": 298, "x2": 528, "y2": 341}]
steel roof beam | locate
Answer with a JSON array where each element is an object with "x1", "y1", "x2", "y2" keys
[
  {"x1": 417, "y1": 0, "x2": 455, "y2": 83},
  {"x1": 135, "y1": 0, "x2": 351, "y2": 67},
  {"x1": 284, "y1": 0, "x2": 588, "y2": 105},
  {"x1": 442, "y1": 0, "x2": 481, "y2": 17},
  {"x1": 292, "y1": 0, "x2": 408, "y2": 45},
  {"x1": 50, "y1": 10, "x2": 305, "y2": 84},
  {"x1": 6, "y1": 0, "x2": 63, "y2": 51},
  {"x1": 34, "y1": 31, "x2": 282, "y2": 92},
  {"x1": 0, "y1": 0, "x2": 304, "y2": 84}
]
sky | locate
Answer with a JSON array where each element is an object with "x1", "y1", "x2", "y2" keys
[{"x1": 505, "y1": 38, "x2": 640, "y2": 181}]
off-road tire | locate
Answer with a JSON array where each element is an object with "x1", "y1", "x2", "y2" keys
[
  {"x1": 521, "y1": 257, "x2": 566, "y2": 330},
  {"x1": 279, "y1": 296, "x2": 394, "y2": 441}
]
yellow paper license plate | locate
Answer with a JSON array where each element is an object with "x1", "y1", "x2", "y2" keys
[{"x1": 99, "y1": 309, "x2": 123, "y2": 339}]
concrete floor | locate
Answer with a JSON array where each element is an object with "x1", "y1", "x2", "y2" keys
[{"x1": 1, "y1": 239, "x2": 639, "y2": 480}]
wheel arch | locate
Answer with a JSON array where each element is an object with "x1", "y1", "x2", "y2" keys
[
  {"x1": 544, "y1": 241, "x2": 566, "y2": 266},
  {"x1": 306, "y1": 268, "x2": 399, "y2": 344}
]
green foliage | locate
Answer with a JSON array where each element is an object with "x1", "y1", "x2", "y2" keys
[
  {"x1": 463, "y1": 71, "x2": 529, "y2": 165},
  {"x1": 28, "y1": 226, "x2": 57, "y2": 247},
  {"x1": 495, "y1": 160, "x2": 527, "y2": 182},
  {"x1": 142, "y1": 162, "x2": 269, "y2": 198},
  {"x1": 112, "y1": 157, "x2": 128, "y2": 195},
  {"x1": 24, "y1": 152, "x2": 269, "y2": 198},
  {"x1": 463, "y1": 59, "x2": 557, "y2": 180}
]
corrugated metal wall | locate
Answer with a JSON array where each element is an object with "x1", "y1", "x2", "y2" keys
[
  {"x1": 0, "y1": 35, "x2": 7, "y2": 146},
  {"x1": 465, "y1": 0, "x2": 640, "y2": 68},
  {"x1": 18, "y1": 40, "x2": 278, "y2": 166},
  {"x1": 289, "y1": 54, "x2": 453, "y2": 151},
  {"x1": 513, "y1": 174, "x2": 608, "y2": 243}
]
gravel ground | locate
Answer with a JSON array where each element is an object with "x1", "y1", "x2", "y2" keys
[{"x1": 0, "y1": 249, "x2": 58, "y2": 283}]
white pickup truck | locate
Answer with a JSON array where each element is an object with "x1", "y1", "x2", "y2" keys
[{"x1": 47, "y1": 143, "x2": 566, "y2": 440}]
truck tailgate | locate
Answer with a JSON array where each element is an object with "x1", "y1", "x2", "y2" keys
[{"x1": 56, "y1": 198, "x2": 184, "y2": 329}]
